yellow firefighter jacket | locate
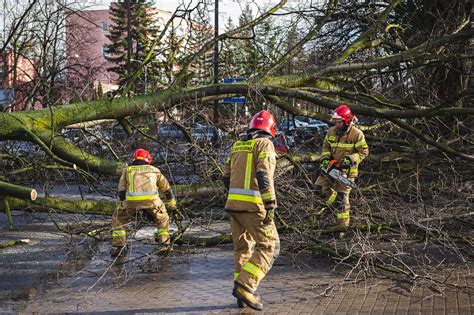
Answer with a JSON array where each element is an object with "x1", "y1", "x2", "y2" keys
[
  {"x1": 118, "y1": 162, "x2": 175, "y2": 210},
  {"x1": 321, "y1": 125, "x2": 369, "y2": 178},
  {"x1": 223, "y1": 136, "x2": 277, "y2": 212}
]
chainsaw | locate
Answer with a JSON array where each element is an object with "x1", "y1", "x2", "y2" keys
[{"x1": 320, "y1": 160, "x2": 357, "y2": 189}]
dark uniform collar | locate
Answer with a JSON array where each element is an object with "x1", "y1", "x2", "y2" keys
[
  {"x1": 336, "y1": 124, "x2": 353, "y2": 136},
  {"x1": 130, "y1": 160, "x2": 149, "y2": 166},
  {"x1": 247, "y1": 129, "x2": 272, "y2": 140}
]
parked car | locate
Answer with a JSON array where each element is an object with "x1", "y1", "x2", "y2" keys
[
  {"x1": 3, "y1": 140, "x2": 44, "y2": 157},
  {"x1": 279, "y1": 116, "x2": 329, "y2": 148},
  {"x1": 157, "y1": 123, "x2": 187, "y2": 141},
  {"x1": 191, "y1": 123, "x2": 224, "y2": 143},
  {"x1": 157, "y1": 122, "x2": 224, "y2": 143}
]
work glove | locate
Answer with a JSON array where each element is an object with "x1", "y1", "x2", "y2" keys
[
  {"x1": 222, "y1": 176, "x2": 230, "y2": 191},
  {"x1": 263, "y1": 199, "x2": 277, "y2": 225},
  {"x1": 166, "y1": 199, "x2": 177, "y2": 211},
  {"x1": 172, "y1": 207, "x2": 184, "y2": 222},
  {"x1": 340, "y1": 156, "x2": 353, "y2": 170},
  {"x1": 263, "y1": 208, "x2": 275, "y2": 225},
  {"x1": 320, "y1": 158, "x2": 330, "y2": 168},
  {"x1": 118, "y1": 190, "x2": 126, "y2": 201}
]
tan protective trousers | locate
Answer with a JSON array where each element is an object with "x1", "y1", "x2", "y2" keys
[
  {"x1": 315, "y1": 175, "x2": 353, "y2": 227},
  {"x1": 111, "y1": 205, "x2": 170, "y2": 247},
  {"x1": 229, "y1": 211, "x2": 280, "y2": 293}
]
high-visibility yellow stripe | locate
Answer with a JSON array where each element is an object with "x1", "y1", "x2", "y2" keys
[
  {"x1": 126, "y1": 194, "x2": 156, "y2": 201},
  {"x1": 348, "y1": 167, "x2": 358, "y2": 175},
  {"x1": 234, "y1": 272, "x2": 239, "y2": 280},
  {"x1": 261, "y1": 191, "x2": 275, "y2": 201},
  {"x1": 128, "y1": 170, "x2": 134, "y2": 192},
  {"x1": 231, "y1": 139, "x2": 256, "y2": 153},
  {"x1": 242, "y1": 262, "x2": 265, "y2": 280},
  {"x1": 228, "y1": 194, "x2": 263, "y2": 204},
  {"x1": 325, "y1": 191, "x2": 337, "y2": 206},
  {"x1": 244, "y1": 153, "x2": 253, "y2": 189},
  {"x1": 166, "y1": 199, "x2": 177, "y2": 208},
  {"x1": 329, "y1": 142, "x2": 354, "y2": 149},
  {"x1": 258, "y1": 151, "x2": 275, "y2": 159},
  {"x1": 355, "y1": 139, "x2": 368, "y2": 148},
  {"x1": 128, "y1": 165, "x2": 154, "y2": 172},
  {"x1": 336, "y1": 211, "x2": 350, "y2": 219},
  {"x1": 351, "y1": 154, "x2": 362, "y2": 164},
  {"x1": 112, "y1": 230, "x2": 126, "y2": 237},
  {"x1": 156, "y1": 228, "x2": 170, "y2": 236}
]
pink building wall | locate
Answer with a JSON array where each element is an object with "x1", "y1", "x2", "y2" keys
[
  {"x1": 66, "y1": 9, "x2": 118, "y2": 92},
  {"x1": 0, "y1": 52, "x2": 37, "y2": 111},
  {"x1": 66, "y1": 6, "x2": 176, "y2": 94}
]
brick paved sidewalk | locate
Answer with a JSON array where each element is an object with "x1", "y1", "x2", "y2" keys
[{"x1": 24, "y1": 236, "x2": 473, "y2": 314}]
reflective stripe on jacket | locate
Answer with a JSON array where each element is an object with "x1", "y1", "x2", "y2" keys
[
  {"x1": 223, "y1": 137, "x2": 277, "y2": 212},
  {"x1": 320, "y1": 125, "x2": 369, "y2": 177},
  {"x1": 118, "y1": 164, "x2": 173, "y2": 209}
]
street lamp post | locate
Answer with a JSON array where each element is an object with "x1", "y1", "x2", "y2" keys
[{"x1": 213, "y1": 0, "x2": 219, "y2": 124}]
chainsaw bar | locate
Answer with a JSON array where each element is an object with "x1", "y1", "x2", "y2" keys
[{"x1": 321, "y1": 166, "x2": 358, "y2": 189}]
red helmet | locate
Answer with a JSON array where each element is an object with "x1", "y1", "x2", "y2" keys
[
  {"x1": 249, "y1": 110, "x2": 277, "y2": 137},
  {"x1": 331, "y1": 104, "x2": 354, "y2": 125},
  {"x1": 134, "y1": 148, "x2": 152, "y2": 164}
]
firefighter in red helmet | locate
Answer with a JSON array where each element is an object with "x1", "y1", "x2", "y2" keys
[
  {"x1": 111, "y1": 148, "x2": 177, "y2": 257},
  {"x1": 222, "y1": 110, "x2": 280, "y2": 311},
  {"x1": 315, "y1": 105, "x2": 369, "y2": 230}
]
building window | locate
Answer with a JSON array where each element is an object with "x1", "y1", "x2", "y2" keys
[
  {"x1": 0, "y1": 67, "x2": 5, "y2": 82},
  {"x1": 101, "y1": 21, "x2": 108, "y2": 32},
  {"x1": 102, "y1": 46, "x2": 110, "y2": 57}
]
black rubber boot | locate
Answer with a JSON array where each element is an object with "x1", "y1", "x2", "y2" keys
[
  {"x1": 232, "y1": 283, "x2": 263, "y2": 311},
  {"x1": 237, "y1": 298, "x2": 246, "y2": 308}
]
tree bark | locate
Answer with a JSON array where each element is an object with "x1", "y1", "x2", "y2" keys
[{"x1": 0, "y1": 181, "x2": 37, "y2": 200}]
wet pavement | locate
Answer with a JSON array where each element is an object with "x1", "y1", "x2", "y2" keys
[
  {"x1": 0, "y1": 211, "x2": 97, "y2": 312},
  {"x1": 1, "y1": 212, "x2": 473, "y2": 314}
]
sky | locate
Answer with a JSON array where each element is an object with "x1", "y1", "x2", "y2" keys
[{"x1": 78, "y1": 0, "x2": 279, "y2": 28}]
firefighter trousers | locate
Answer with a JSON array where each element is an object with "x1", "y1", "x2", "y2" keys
[
  {"x1": 229, "y1": 210, "x2": 280, "y2": 293},
  {"x1": 315, "y1": 175, "x2": 353, "y2": 227},
  {"x1": 111, "y1": 204, "x2": 170, "y2": 247}
]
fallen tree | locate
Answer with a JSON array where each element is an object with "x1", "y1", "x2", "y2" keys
[{"x1": 0, "y1": 0, "x2": 472, "y2": 294}]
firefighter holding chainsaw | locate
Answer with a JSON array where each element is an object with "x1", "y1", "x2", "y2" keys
[
  {"x1": 222, "y1": 110, "x2": 280, "y2": 311},
  {"x1": 315, "y1": 105, "x2": 369, "y2": 228},
  {"x1": 111, "y1": 148, "x2": 178, "y2": 257}
]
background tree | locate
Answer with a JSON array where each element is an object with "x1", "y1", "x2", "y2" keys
[{"x1": 105, "y1": 0, "x2": 161, "y2": 94}]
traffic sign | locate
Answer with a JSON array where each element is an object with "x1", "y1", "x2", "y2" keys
[{"x1": 223, "y1": 77, "x2": 246, "y2": 103}]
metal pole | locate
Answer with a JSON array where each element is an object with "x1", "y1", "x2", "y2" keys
[
  {"x1": 213, "y1": 0, "x2": 219, "y2": 124},
  {"x1": 126, "y1": 0, "x2": 132, "y2": 84}
]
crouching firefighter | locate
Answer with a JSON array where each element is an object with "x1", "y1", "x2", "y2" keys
[
  {"x1": 111, "y1": 148, "x2": 177, "y2": 257},
  {"x1": 222, "y1": 110, "x2": 280, "y2": 311},
  {"x1": 315, "y1": 104, "x2": 369, "y2": 229}
]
